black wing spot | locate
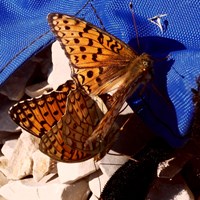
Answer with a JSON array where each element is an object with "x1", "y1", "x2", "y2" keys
[
  {"x1": 53, "y1": 110, "x2": 59, "y2": 115},
  {"x1": 74, "y1": 38, "x2": 79, "y2": 43},
  {"x1": 87, "y1": 70, "x2": 93, "y2": 78},
  {"x1": 80, "y1": 47, "x2": 86, "y2": 52},
  {"x1": 63, "y1": 20, "x2": 68, "y2": 24},
  {"x1": 22, "y1": 117, "x2": 27, "y2": 123},
  {"x1": 69, "y1": 47, "x2": 74, "y2": 53},
  {"x1": 40, "y1": 120, "x2": 47, "y2": 126},
  {"x1": 44, "y1": 112, "x2": 49, "y2": 117},
  {"x1": 82, "y1": 55, "x2": 87, "y2": 60},
  {"x1": 92, "y1": 54, "x2": 97, "y2": 61},
  {"x1": 96, "y1": 77, "x2": 102, "y2": 86},
  {"x1": 99, "y1": 67, "x2": 103, "y2": 74},
  {"x1": 88, "y1": 39, "x2": 93, "y2": 46},
  {"x1": 65, "y1": 26, "x2": 70, "y2": 30},
  {"x1": 97, "y1": 32, "x2": 104, "y2": 44},
  {"x1": 83, "y1": 25, "x2": 92, "y2": 33},
  {"x1": 27, "y1": 113, "x2": 33, "y2": 119},
  {"x1": 97, "y1": 48, "x2": 102, "y2": 54},
  {"x1": 79, "y1": 32, "x2": 83, "y2": 37}
]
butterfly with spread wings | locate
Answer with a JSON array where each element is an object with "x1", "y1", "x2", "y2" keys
[
  {"x1": 47, "y1": 13, "x2": 153, "y2": 149},
  {"x1": 9, "y1": 80, "x2": 118, "y2": 162}
]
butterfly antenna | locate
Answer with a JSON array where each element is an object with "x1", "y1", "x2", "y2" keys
[{"x1": 129, "y1": 1, "x2": 140, "y2": 50}]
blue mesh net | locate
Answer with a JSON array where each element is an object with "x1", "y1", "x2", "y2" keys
[{"x1": 0, "y1": 0, "x2": 199, "y2": 146}]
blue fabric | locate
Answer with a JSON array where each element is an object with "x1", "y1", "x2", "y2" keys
[{"x1": 1, "y1": 0, "x2": 199, "y2": 147}]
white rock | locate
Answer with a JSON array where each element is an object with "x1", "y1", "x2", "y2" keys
[
  {"x1": 57, "y1": 158, "x2": 98, "y2": 184},
  {"x1": 89, "y1": 170, "x2": 105, "y2": 199},
  {"x1": 89, "y1": 194, "x2": 98, "y2": 200},
  {"x1": 1, "y1": 139, "x2": 18, "y2": 159},
  {"x1": 48, "y1": 41, "x2": 71, "y2": 89},
  {"x1": 32, "y1": 150, "x2": 56, "y2": 182},
  {"x1": 147, "y1": 175, "x2": 195, "y2": 200},
  {"x1": 0, "y1": 170, "x2": 8, "y2": 200},
  {"x1": 0, "y1": 157, "x2": 8, "y2": 180},
  {"x1": 0, "y1": 174, "x2": 90, "y2": 200},
  {"x1": 88, "y1": 150, "x2": 129, "y2": 198},
  {"x1": 0, "y1": 131, "x2": 39, "y2": 180},
  {"x1": 157, "y1": 154, "x2": 192, "y2": 179},
  {"x1": 98, "y1": 150, "x2": 129, "y2": 178},
  {"x1": 0, "y1": 170, "x2": 8, "y2": 187},
  {"x1": 25, "y1": 81, "x2": 51, "y2": 98}
]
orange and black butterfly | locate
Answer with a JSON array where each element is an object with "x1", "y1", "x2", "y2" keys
[
  {"x1": 47, "y1": 13, "x2": 153, "y2": 149},
  {"x1": 9, "y1": 80, "x2": 118, "y2": 162}
]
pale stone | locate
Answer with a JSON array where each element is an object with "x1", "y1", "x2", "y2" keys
[
  {"x1": 89, "y1": 194, "x2": 98, "y2": 200},
  {"x1": 1, "y1": 139, "x2": 18, "y2": 159},
  {"x1": 57, "y1": 158, "x2": 98, "y2": 184},
  {"x1": 25, "y1": 81, "x2": 52, "y2": 98},
  {"x1": 0, "y1": 170, "x2": 8, "y2": 200},
  {"x1": 0, "y1": 174, "x2": 90, "y2": 200},
  {"x1": 88, "y1": 150, "x2": 129, "y2": 198},
  {"x1": 157, "y1": 153, "x2": 193, "y2": 179},
  {"x1": 0, "y1": 156, "x2": 9, "y2": 177},
  {"x1": 98, "y1": 150, "x2": 129, "y2": 178},
  {"x1": 147, "y1": 175, "x2": 195, "y2": 200},
  {"x1": 89, "y1": 170, "x2": 106, "y2": 199},
  {"x1": 0, "y1": 131, "x2": 39, "y2": 180},
  {"x1": 32, "y1": 150, "x2": 57, "y2": 182},
  {"x1": 0, "y1": 195, "x2": 6, "y2": 200},
  {"x1": 48, "y1": 41, "x2": 71, "y2": 89}
]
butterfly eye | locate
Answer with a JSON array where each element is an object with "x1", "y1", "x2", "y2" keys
[{"x1": 142, "y1": 60, "x2": 149, "y2": 66}]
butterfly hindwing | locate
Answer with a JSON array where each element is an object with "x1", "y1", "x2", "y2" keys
[
  {"x1": 39, "y1": 120, "x2": 92, "y2": 162},
  {"x1": 39, "y1": 88, "x2": 108, "y2": 162}
]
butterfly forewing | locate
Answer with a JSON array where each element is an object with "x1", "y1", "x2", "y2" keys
[
  {"x1": 9, "y1": 80, "x2": 75, "y2": 137},
  {"x1": 48, "y1": 13, "x2": 138, "y2": 95}
]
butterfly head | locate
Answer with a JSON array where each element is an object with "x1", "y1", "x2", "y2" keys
[
  {"x1": 140, "y1": 53, "x2": 154, "y2": 70},
  {"x1": 132, "y1": 53, "x2": 154, "y2": 83}
]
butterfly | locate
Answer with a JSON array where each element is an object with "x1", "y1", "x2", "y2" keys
[
  {"x1": 9, "y1": 80, "x2": 118, "y2": 162},
  {"x1": 9, "y1": 80, "x2": 75, "y2": 136},
  {"x1": 47, "y1": 13, "x2": 154, "y2": 148}
]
